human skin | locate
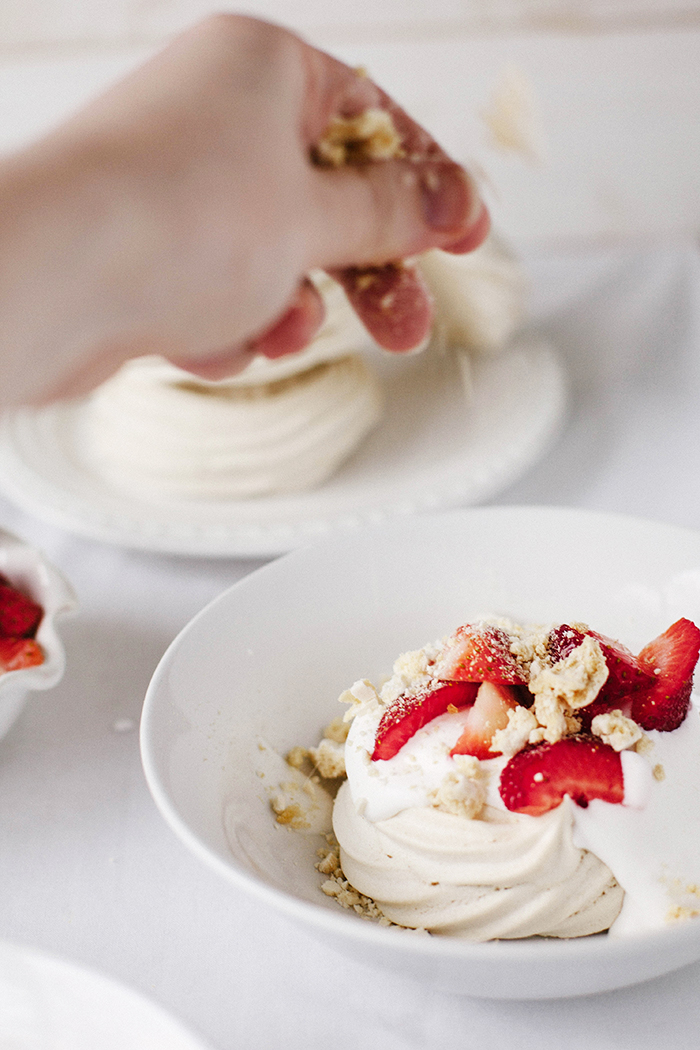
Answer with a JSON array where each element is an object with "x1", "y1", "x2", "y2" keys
[{"x1": 0, "y1": 14, "x2": 489, "y2": 407}]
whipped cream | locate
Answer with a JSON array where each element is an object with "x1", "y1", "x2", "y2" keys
[
  {"x1": 573, "y1": 707, "x2": 700, "y2": 937},
  {"x1": 332, "y1": 622, "x2": 700, "y2": 939}
]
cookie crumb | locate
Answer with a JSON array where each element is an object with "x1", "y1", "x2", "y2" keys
[
  {"x1": 312, "y1": 108, "x2": 404, "y2": 168},
  {"x1": 591, "y1": 710, "x2": 643, "y2": 752},
  {"x1": 286, "y1": 746, "x2": 308, "y2": 769},
  {"x1": 309, "y1": 737, "x2": 346, "y2": 779}
]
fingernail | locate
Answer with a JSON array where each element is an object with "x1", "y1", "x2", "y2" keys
[
  {"x1": 442, "y1": 205, "x2": 491, "y2": 254},
  {"x1": 419, "y1": 163, "x2": 482, "y2": 233}
]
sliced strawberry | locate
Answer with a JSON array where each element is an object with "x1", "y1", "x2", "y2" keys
[
  {"x1": 547, "y1": 624, "x2": 656, "y2": 728},
  {"x1": 630, "y1": 618, "x2": 700, "y2": 731},
  {"x1": 0, "y1": 637, "x2": 44, "y2": 672},
  {"x1": 450, "y1": 682, "x2": 521, "y2": 760},
  {"x1": 372, "y1": 681, "x2": 479, "y2": 762},
  {"x1": 546, "y1": 624, "x2": 586, "y2": 664},
  {"x1": 0, "y1": 582, "x2": 43, "y2": 638},
  {"x1": 437, "y1": 623, "x2": 528, "y2": 685},
  {"x1": 499, "y1": 735, "x2": 624, "y2": 816},
  {"x1": 593, "y1": 630, "x2": 656, "y2": 693}
]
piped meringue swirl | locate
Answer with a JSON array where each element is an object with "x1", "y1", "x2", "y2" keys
[
  {"x1": 77, "y1": 353, "x2": 382, "y2": 499},
  {"x1": 333, "y1": 784, "x2": 623, "y2": 940}
]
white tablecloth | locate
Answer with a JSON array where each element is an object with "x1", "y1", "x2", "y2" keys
[{"x1": 1, "y1": 240, "x2": 700, "y2": 1050}]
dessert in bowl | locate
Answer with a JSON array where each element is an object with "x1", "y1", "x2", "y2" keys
[
  {"x1": 0, "y1": 528, "x2": 76, "y2": 740},
  {"x1": 140, "y1": 506, "x2": 700, "y2": 998}
]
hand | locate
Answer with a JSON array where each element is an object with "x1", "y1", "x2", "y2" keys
[{"x1": 0, "y1": 14, "x2": 488, "y2": 405}]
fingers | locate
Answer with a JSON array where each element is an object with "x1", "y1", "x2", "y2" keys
[
  {"x1": 297, "y1": 44, "x2": 490, "y2": 352},
  {"x1": 301, "y1": 42, "x2": 488, "y2": 270},
  {"x1": 307, "y1": 157, "x2": 485, "y2": 272},
  {"x1": 301, "y1": 45, "x2": 448, "y2": 163},
  {"x1": 169, "y1": 346, "x2": 258, "y2": 382},
  {"x1": 166, "y1": 279, "x2": 326, "y2": 378},
  {"x1": 250, "y1": 277, "x2": 325, "y2": 360},
  {"x1": 441, "y1": 207, "x2": 492, "y2": 254},
  {"x1": 331, "y1": 263, "x2": 434, "y2": 352}
]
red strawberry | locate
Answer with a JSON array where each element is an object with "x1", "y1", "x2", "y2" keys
[
  {"x1": 547, "y1": 624, "x2": 656, "y2": 728},
  {"x1": 0, "y1": 637, "x2": 43, "y2": 672},
  {"x1": 437, "y1": 623, "x2": 528, "y2": 685},
  {"x1": 546, "y1": 624, "x2": 586, "y2": 664},
  {"x1": 499, "y1": 735, "x2": 624, "y2": 816},
  {"x1": 372, "y1": 681, "x2": 479, "y2": 761},
  {"x1": 591, "y1": 630, "x2": 656, "y2": 692},
  {"x1": 451, "y1": 682, "x2": 520, "y2": 760},
  {"x1": 0, "y1": 582, "x2": 43, "y2": 638},
  {"x1": 630, "y1": 618, "x2": 700, "y2": 731}
]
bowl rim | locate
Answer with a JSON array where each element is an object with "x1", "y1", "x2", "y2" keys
[{"x1": 140, "y1": 505, "x2": 700, "y2": 971}]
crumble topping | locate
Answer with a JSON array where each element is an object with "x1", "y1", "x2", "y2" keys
[
  {"x1": 270, "y1": 782, "x2": 317, "y2": 829},
  {"x1": 339, "y1": 678, "x2": 380, "y2": 721},
  {"x1": 283, "y1": 716, "x2": 350, "y2": 781},
  {"x1": 480, "y1": 616, "x2": 552, "y2": 673},
  {"x1": 309, "y1": 737, "x2": 347, "y2": 779},
  {"x1": 317, "y1": 841, "x2": 393, "y2": 922},
  {"x1": 338, "y1": 620, "x2": 649, "y2": 754},
  {"x1": 633, "y1": 734, "x2": 654, "y2": 756},
  {"x1": 667, "y1": 905, "x2": 700, "y2": 922},
  {"x1": 529, "y1": 635, "x2": 608, "y2": 743},
  {"x1": 378, "y1": 643, "x2": 442, "y2": 705},
  {"x1": 491, "y1": 705, "x2": 539, "y2": 757},
  {"x1": 312, "y1": 108, "x2": 404, "y2": 168},
  {"x1": 428, "y1": 754, "x2": 488, "y2": 818},
  {"x1": 286, "y1": 746, "x2": 308, "y2": 770},
  {"x1": 322, "y1": 715, "x2": 350, "y2": 744},
  {"x1": 664, "y1": 874, "x2": 700, "y2": 924},
  {"x1": 591, "y1": 710, "x2": 643, "y2": 752},
  {"x1": 320, "y1": 874, "x2": 394, "y2": 922}
]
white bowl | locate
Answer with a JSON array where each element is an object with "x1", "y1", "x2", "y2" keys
[
  {"x1": 140, "y1": 506, "x2": 700, "y2": 1000},
  {"x1": 0, "y1": 940, "x2": 213, "y2": 1049},
  {"x1": 0, "y1": 527, "x2": 76, "y2": 739}
]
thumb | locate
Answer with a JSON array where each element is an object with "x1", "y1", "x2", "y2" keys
[{"x1": 306, "y1": 157, "x2": 488, "y2": 271}]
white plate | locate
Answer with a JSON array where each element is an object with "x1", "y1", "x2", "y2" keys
[
  {"x1": 0, "y1": 940, "x2": 213, "y2": 1050},
  {"x1": 141, "y1": 506, "x2": 700, "y2": 1000},
  {"x1": 0, "y1": 340, "x2": 564, "y2": 557}
]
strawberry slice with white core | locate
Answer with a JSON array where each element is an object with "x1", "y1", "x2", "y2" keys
[
  {"x1": 450, "y1": 682, "x2": 521, "y2": 760},
  {"x1": 372, "y1": 681, "x2": 479, "y2": 762},
  {"x1": 631, "y1": 618, "x2": 700, "y2": 731},
  {"x1": 499, "y1": 735, "x2": 624, "y2": 816},
  {"x1": 437, "y1": 623, "x2": 528, "y2": 684}
]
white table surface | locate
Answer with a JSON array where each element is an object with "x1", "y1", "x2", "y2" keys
[{"x1": 1, "y1": 239, "x2": 700, "y2": 1050}]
